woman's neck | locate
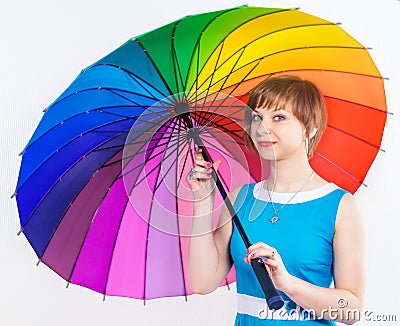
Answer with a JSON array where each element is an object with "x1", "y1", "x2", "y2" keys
[{"x1": 265, "y1": 158, "x2": 315, "y2": 193}]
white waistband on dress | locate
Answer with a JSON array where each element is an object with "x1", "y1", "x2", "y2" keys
[{"x1": 237, "y1": 293, "x2": 307, "y2": 321}]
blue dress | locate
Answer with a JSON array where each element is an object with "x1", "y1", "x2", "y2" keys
[{"x1": 230, "y1": 182, "x2": 348, "y2": 325}]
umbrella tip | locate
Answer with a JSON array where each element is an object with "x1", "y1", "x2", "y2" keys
[
  {"x1": 10, "y1": 192, "x2": 16, "y2": 199},
  {"x1": 36, "y1": 259, "x2": 41, "y2": 266},
  {"x1": 19, "y1": 149, "x2": 26, "y2": 156},
  {"x1": 17, "y1": 228, "x2": 23, "y2": 236},
  {"x1": 66, "y1": 282, "x2": 70, "y2": 289},
  {"x1": 43, "y1": 107, "x2": 48, "y2": 112}
]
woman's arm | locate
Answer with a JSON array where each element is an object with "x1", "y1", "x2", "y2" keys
[
  {"x1": 247, "y1": 193, "x2": 366, "y2": 324},
  {"x1": 188, "y1": 186, "x2": 240, "y2": 294},
  {"x1": 187, "y1": 148, "x2": 240, "y2": 294}
]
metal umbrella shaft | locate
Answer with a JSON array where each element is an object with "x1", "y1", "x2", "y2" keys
[{"x1": 182, "y1": 113, "x2": 284, "y2": 310}]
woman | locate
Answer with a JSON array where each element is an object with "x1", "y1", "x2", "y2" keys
[{"x1": 187, "y1": 76, "x2": 366, "y2": 325}]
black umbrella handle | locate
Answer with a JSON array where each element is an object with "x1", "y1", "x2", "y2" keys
[{"x1": 183, "y1": 115, "x2": 284, "y2": 310}]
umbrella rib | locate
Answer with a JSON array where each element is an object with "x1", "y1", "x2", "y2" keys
[
  {"x1": 16, "y1": 117, "x2": 134, "y2": 194},
  {"x1": 20, "y1": 131, "x2": 128, "y2": 229},
  {"x1": 187, "y1": 20, "x2": 355, "y2": 91},
  {"x1": 194, "y1": 60, "x2": 262, "y2": 130},
  {"x1": 192, "y1": 44, "x2": 370, "y2": 95},
  {"x1": 196, "y1": 110, "x2": 247, "y2": 139},
  {"x1": 120, "y1": 122, "x2": 176, "y2": 192},
  {"x1": 326, "y1": 124, "x2": 383, "y2": 151},
  {"x1": 139, "y1": 118, "x2": 178, "y2": 302},
  {"x1": 125, "y1": 69, "x2": 169, "y2": 100},
  {"x1": 199, "y1": 135, "x2": 245, "y2": 163},
  {"x1": 95, "y1": 132, "x2": 181, "y2": 155},
  {"x1": 195, "y1": 40, "x2": 227, "y2": 127},
  {"x1": 23, "y1": 104, "x2": 140, "y2": 153},
  {"x1": 20, "y1": 114, "x2": 178, "y2": 192},
  {"x1": 202, "y1": 124, "x2": 246, "y2": 137},
  {"x1": 109, "y1": 133, "x2": 183, "y2": 171},
  {"x1": 195, "y1": 31, "x2": 200, "y2": 102},
  {"x1": 119, "y1": 138, "x2": 183, "y2": 180},
  {"x1": 196, "y1": 98, "x2": 246, "y2": 131},
  {"x1": 118, "y1": 119, "x2": 186, "y2": 179},
  {"x1": 324, "y1": 95, "x2": 388, "y2": 115},
  {"x1": 50, "y1": 86, "x2": 161, "y2": 113},
  {"x1": 201, "y1": 113, "x2": 244, "y2": 131},
  {"x1": 102, "y1": 196, "x2": 131, "y2": 298},
  {"x1": 183, "y1": 6, "x2": 242, "y2": 89},
  {"x1": 65, "y1": 185, "x2": 125, "y2": 286},
  {"x1": 153, "y1": 135, "x2": 190, "y2": 192},
  {"x1": 203, "y1": 67, "x2": 386, "y2": 111},
  {"x1": 88, "y1": 62, "x2": 172, "y2": 98},
  {"x1": 121, "y1": 131, "x2": 185, "y2": 187},
  {"x1": 33, "y1": 149, "x2": 125, "y2": 280},
  {"x1": 176, "y1": 137, "x2": 195, "y2": 191},
  {"x1": 182, "y1": 6, "x2": 287, "y2": 89},
  {"x1": 93, "y1": 108, "x2": 141, "y2": 120},
  {"x1": 171, "y1": 21, "x2": 185, "y2": 97},
  {"x1": 174, "y1": 116, "x2": 189, "y2": 301},
  {"x1": 132, "y1": 38, "x2": 177, "y2": 98},
  {"x1": 63, "y1": 147, "x2": 133, "y2": 287},
  {"x1": 108, "y1": 88, "x2": 153, "y2": 108},
  {"x1": 200, "y1": 129, "x2": 245, "y2": 146},
  {"x1": 189, "y1": 49, "x2": 261, "y2": 110},
  {"x1": 194, "y1": 45, "x2": 246, "y2": 116},
  {"x1": 313, "y1": 151, "x2": 367, "y2": 188},
  {"x1": 23, "y1": 86, "x2": 170, "y2": 152}
]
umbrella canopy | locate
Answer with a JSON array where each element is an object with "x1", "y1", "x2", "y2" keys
[{"x1": 15, "y1": 6, "x2": 387, "y2": 300}]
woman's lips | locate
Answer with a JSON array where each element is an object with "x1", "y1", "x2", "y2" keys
[{"x1": 257, "y1": 141, "x2": 276, "y2": 147}]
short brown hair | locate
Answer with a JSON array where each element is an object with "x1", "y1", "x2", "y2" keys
[{"x1": 243, "y1": 75, "x2": 327, "y2": 158}]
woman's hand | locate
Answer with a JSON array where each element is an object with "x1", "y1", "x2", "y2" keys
[
  {"x1": 244, "y1": 242, "x2": 294, "y2": 293},
  {"x1": 186, "y1": 148, "x2": 222, "y2": 200}
]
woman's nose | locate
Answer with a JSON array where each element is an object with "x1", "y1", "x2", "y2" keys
[{"x1": 256, "y1": 122, "x2": 272, "y2": 135}]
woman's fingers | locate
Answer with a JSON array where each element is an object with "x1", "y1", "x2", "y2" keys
[
  {"x1": 246, "y1": 242, "x2": 277, "y2": 261},
  {"x1": 262, "y1": 257, "x2": 279, "y2": 269},
  {"x1": 187, "y1": 148, "x2": 221, "y2": 185},
  {"x1": 192, "y1": 148, "x2": 222, "y2": 179}
]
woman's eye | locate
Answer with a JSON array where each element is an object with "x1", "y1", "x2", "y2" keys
[
  {"x1": 273, "y1": 115, "x2": 285, "y2": 121},
  {"x1": 252, "y1": 114, "x2": 262, "y2": 122}
]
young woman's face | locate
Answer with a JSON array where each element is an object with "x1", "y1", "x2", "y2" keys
[{"x1": 250, "y1": 106, "x2": 306, "y2": 161}]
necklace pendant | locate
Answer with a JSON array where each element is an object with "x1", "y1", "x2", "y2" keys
[{"x1": 270, "y1": 216, "x2": 279, "y2": 224}]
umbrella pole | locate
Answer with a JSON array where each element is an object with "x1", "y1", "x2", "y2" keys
[{"x1": 182, "y1": 114, "x2": 284, "y2": 310}]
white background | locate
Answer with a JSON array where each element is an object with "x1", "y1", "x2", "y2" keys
[{"x1": 1, "y1": 0, "x2": 399, "y2": 325}]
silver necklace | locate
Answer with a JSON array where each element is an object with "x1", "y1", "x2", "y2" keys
[{"x1": 266, "y1": 171, "x2": 314, "y2": 224}]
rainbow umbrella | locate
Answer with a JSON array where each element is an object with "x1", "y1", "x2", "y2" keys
[{"x1": 15, "y1": 6, "x2": 387, "y2": 301}]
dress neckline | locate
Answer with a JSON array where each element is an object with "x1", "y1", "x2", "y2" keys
[{"x1": 253, "y1": 181, "x2": 340, "y2": 204}]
